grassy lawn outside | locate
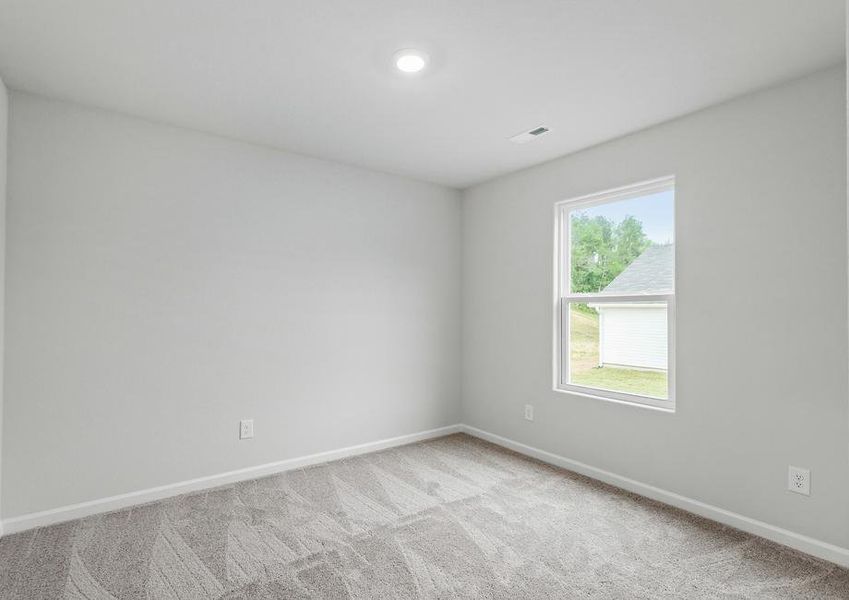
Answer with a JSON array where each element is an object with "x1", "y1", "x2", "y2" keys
[{"x1": 569, "y1": 307, "x2": 667, "y2": 399}]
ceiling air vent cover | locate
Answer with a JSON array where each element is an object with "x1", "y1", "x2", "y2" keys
[{"x1": 509, "y1": 125, "x2": 551, "y2": 144}]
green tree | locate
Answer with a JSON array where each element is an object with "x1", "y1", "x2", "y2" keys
[
  {"x1": 570, "y1": 213, "x2": 650, "y2": 294},
  {"x1": 615, "y1": 216, "x2": 650, "y2": 270}
]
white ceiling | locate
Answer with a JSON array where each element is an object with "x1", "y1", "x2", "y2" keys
[{"x1": 0, "y1": 1, "x2": 844, "y2": 188}]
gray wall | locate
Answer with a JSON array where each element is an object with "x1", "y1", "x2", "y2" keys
[
  {"x1": 0, "y1": 77, "x2": 7, "y2": 528},
  {"x1": 461, "y1": 67, "x2": 849, "y2": 548},
  {"x1": 2, "y1": 93, "x2": 461, "y2": 518}
]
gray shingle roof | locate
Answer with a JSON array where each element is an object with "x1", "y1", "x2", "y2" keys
[{"x1": 603, "y1": 244, "x2": 674, "y2": 294}]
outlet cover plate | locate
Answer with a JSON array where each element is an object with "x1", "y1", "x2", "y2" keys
[
  {"x1": 524, "y1": 404, "x2": 534, "y2": 421},
  {"x1": 788, "y1": 465, "x2": 810, "y2": 496},
  {"x1": 240, "y1": 419, "x2": 254, "y2": 440}
]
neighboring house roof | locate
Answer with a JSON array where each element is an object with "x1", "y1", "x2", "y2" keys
[{"x1": 603, "y1": 244, "x2": 673, "y2": 294}]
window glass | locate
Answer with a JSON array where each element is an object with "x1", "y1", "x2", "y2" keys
[
  {"x1": 570, "y1": 189, "x2": 674, "y2": 295},
  {"x1": 557, "y1": 179, "x2": 675, "y2": 408},
  {"x1": 568, "y1": 301, "x2": 668, "y2": 399}
]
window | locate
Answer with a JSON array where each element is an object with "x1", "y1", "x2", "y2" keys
[{"x1": 554, "y1": 177, "x2": 675, "y2": 410}]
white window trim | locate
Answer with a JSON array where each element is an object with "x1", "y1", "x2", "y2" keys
[{"x1": 552, "y1": 176, "x2": 676, "y2": 412}]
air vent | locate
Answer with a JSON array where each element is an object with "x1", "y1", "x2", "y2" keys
[{"x1": 509, "y1": 125, "x2": 551, "y2": 144}]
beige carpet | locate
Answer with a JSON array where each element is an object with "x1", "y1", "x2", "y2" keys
[{"x1": 1, "y1": 433, "x2": 847, "y2": 599}]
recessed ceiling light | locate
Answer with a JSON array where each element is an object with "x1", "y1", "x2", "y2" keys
[{"x1": 394, "y1": 49, "x2": 428, "y2": 74}]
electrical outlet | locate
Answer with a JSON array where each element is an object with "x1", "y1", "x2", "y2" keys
[
  {"x1": 788, "y1": 466, "x2": 810, "y2": 496},
  {"x1": 524, "y1": 404, "x2": 534, "y2": 421},
  {"x1": 239, "y1": 419, "x2": 254, "y2": 440}
]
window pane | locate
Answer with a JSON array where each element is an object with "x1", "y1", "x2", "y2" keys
[
  {"x1": 569, "y1": 301, "x2": 668, "y2": 399},
  {"x1": 570, "y1": 189, "x2": 674, "y2": 295}
]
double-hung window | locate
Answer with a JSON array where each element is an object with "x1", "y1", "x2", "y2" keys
[{"x1": 554, "y1": 177, "x2": 675, "y2": 410}]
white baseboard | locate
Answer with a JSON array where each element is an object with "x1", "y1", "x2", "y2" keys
[
  {"x1": 460, "y1": 424, "x2": 849, "y2": 569},
  {"x1": 1, "y1": 424, "x2": 462, "y2": 536},
  {"x1": 6, "y1": 422, "x2": 848, "y2": 569}
]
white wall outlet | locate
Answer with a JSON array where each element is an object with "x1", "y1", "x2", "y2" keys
[
  {"x1": 524, "y1": 404, "x2": 534, "y2": 421},
  {"x1": 239, "y1": 419, "x2": 254, "y2": 440},
  {"x1": 788, "y1": 466, "x2": 810, "y2": 496}
]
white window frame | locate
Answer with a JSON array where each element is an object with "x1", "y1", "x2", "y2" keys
[{"x1": 553, "y1": 176, "x2": 676, "y2": 411}]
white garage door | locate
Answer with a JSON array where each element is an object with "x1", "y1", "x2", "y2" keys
[{"x1": 599, "y1": 304, "x2": 667, "y2": 370}]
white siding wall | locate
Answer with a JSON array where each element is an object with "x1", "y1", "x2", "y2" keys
[{"x1": 598, "y1": 305, "x2": 667, "y2": 370}]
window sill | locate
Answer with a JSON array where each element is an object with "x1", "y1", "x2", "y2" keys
[{"x1": 554, "y1": 383, "x2": 676, "y2": 413}]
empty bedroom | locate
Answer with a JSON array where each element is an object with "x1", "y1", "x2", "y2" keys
[{"x1": 0, "y1": 1, "x2": 848, "y2": 598}]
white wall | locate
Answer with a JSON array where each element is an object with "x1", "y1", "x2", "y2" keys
[
  {"x1": 0, "y1": 76, "x2": 7, "y2": 532},
  {"x1": 846, "y1": 1, "x2": 849, "y2": 479},
  {"x1": 462, "y1": 67, "x2": 849, "y2": 548},
  {"x1": 2, "y1": 93, "x2": 461, "y2": 518}
]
